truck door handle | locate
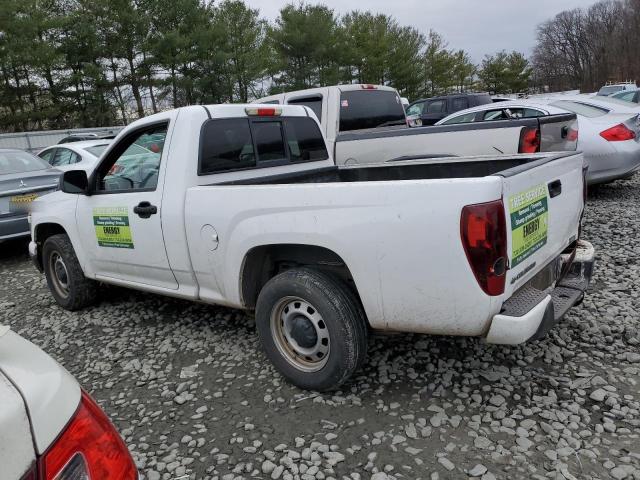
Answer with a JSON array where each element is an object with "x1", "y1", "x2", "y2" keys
[
  {"x1": 133, "y1": 201, "x2": 157, "y2": 218},
  {"x1": 548, "y1": 180, "x2": 562, "y2": 198}
]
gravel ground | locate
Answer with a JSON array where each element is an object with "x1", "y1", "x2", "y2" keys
[{"x1": 1, "y1": 177, "x2": 640, "y2": 480}]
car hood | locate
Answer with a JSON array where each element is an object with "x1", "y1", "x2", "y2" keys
[
  {"x1": 0, "y1": 326, "x2": 80, "y2": 454},
  {"x1": 0, "y1": 168, "x2": 61, "y2": 195}
]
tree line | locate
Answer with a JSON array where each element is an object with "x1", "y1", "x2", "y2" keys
[
  {"x1": 0, "y1": 0, "x2": 535, "y2": 132},
  {"x1": 532, "y1": 0, "x2": 640, "y2": 92}
]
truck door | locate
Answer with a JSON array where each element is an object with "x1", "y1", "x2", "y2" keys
[{"x1": 75, "y1": 120, "x2": 178, "y2": 290}]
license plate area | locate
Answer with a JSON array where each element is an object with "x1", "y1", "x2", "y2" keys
[{"x1": 8, "y1": 193, "x2": 39, "y2": 213}]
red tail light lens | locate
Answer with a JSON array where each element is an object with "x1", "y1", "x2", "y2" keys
[
  {"x1": 38, "y1": 391, "x2": 137, "y2": 480},
  {"x1": 600, "y1": 123, "x2": 636, "y2": 141},
  {"x1": 461, "y1": 200, "x2": 508, "y2": 296},
  {"x1": 566, "y1": 127, "x2": 579, "y2": 142},
  {"x1": 518, "y1": 127, "x2": 541, "y2": 153},
  {"x1": 360, "y1": 84, "x2": 377, "y2": 89}
]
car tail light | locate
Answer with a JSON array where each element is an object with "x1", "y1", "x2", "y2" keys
[
  {"x1": 461, "y1": 200, "x2": 508, "y2": 296},
  {"x1": 600, "y1": 123, "x2": 636, "y2": 141},
  {"x1": 566, "y1": 127, "x2": 579, "y2": 142},
  {"x1": 360, "y1": 84, "x2": 377, "y2": 90},
  {"x1": 38, "y1": 390, "x2": 137, "y2": 480},
  {"x1": 245, "y1": 107, "x2": 282, "y2": 116},
  {"x1": 518, "y1": 126, "x2": 540, "y2": 153}
]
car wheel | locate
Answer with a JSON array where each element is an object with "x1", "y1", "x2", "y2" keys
[
  {"x1": 255, "y1": 268, "x2": 368, "y2": 391},
  {"x1": 43, "y1": 234, "x2": 97, "y2": 310}
]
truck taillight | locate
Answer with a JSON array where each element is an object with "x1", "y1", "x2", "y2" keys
[
  {"x1": 245, "y1": 107, "x2": 282, "y2": 116},
  {"x1": 599, "y1": 123, "x2": 636, "y2": 141},
  {"x1": 518, "y1": 126, "x2": 540, "y2": 153},
  {"x1": 360, "y1": 84, "x2": 377, "y2": 90},
  {"x1": 461, "y1": 200, "x2": 508, "y2": 296},
  {"x1": 37, "y1": 390, "x2": 137, "y2": 480}
]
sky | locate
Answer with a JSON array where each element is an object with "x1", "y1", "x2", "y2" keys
[{"x1": 244, "y1": 0, "x2": 603, "y2": 62}]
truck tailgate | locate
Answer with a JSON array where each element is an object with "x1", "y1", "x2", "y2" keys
[{"x1": 501, "y1": 153, "x2": 584, "y2": 296}]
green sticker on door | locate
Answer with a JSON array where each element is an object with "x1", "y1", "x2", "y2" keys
[
  {"x1": 508, "y1": 184, "x2": 548, "y2": 268},
  {"x1": 93, "y1": 207, "x2": 134, "y2": 249}
]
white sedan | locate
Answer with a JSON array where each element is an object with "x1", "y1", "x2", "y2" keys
[
  {"x1": 0, "y1": 324, "x2": 137, "y2": 479},
  {"x1": 436, "y1": 99, "x2": 640, "y2": 185},
  {"x1": 37, "y1": 140, "x2": 112, "y2": 173}
]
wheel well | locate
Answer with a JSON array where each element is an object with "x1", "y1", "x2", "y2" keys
[
  {"x1": 241, "y1": 244, "x2": 364, "y2": 311},
  {"x1": 33, "y1": 223, "x2": 67, "y2": 269}
]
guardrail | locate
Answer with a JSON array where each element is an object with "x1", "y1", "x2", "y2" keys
[{"x1": 0, "y1": 126, "x2": 124, "y2": 152}]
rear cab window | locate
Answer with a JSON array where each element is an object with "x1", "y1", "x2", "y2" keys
[
  {"x1": 338, "y1": 90, "x2": 406, "y2": 132},
  {"x1": 199, "y1": 116, "x2": 329, "y2": 175}
]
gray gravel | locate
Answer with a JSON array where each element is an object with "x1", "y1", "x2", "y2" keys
[{"x1": 2, "y1": 176, "x2": 640, "y2": 480}]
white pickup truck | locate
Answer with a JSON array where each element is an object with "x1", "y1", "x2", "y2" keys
[
  {"x1": 29, "y1": 104, "x2": 594, "y2": 390},
  {"x1": 258, "y1": 84, "x2": 580, "y2": 166}
]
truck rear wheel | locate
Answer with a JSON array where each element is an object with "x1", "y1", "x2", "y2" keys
[
  {"x1": 43, "y1": 234, "x2": 97, "y2": 311},
  {"x1": 255, "y1": 268, "x2": 367, "y2": 391}
]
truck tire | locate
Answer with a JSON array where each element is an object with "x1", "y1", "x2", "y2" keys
[
  {"x1": 43, "y1": 234, "x2": 97, "y2": 311},
  {"x1": 255, "y1": 268, "x2": 368, "y2": 391}
]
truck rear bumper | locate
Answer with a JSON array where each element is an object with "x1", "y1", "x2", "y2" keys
[{"x1": 486, "y1": 240, "x2": 595, "y2": 345}]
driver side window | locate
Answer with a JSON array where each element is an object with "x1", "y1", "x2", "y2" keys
[{"x1": 97, "y1": 124, "x2": 167, "y2": 192}]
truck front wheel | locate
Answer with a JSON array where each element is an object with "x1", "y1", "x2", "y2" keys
[
  {"x1": 255, "y1": 268, "x2": 367, "y2": 391},
  {"x1": 43, "y1": 234, "x2": 97, "y2": 311}
]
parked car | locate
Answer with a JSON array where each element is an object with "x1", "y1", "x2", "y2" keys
[
  {"x1": 596, "y1": 82, "x2": 638, "y2": 97},
  {"x1": 406, "y1": 93, "x2": 493, "y2": 125},
  {"x1": 257, "y1": 84, "x2": 579, "y2": 166},
  {"x1": 611, "y1": 89, "x2": 640, "y2": 104},
  {"x1": 436, "y1": 99, "x2": 640, "y2": 185},
  {"x1": 38, "y1": 139, "x2": 112, "y2": 173},
  {"x1": 29, "y1": 103, "x2": 594, "y2": 391},
  {"x1": 0, "y1": 149, "x2": 60, "y2": 241},
  {"x1": 0, "y1": 324, "x2": 137, "y2": 479}
]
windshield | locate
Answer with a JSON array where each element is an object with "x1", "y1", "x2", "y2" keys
[
  {"x1": 339, "y1": 90, "x2": 406, "y2": 132},
  {"x1": 84, "y1": 144, "x2": 110, "y2": 157},
  {"x1": 598, "y1": 86, "x2": 624, "y2": 96},
  {"x1": 0, "y1": 150, "x2": 50, "y2": 175},
  {"x1": 550, "y1": 100, "x2": 609, "y2": 118}
]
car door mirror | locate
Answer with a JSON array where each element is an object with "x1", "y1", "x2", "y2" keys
[{"x1": 60, "y1": 169, "x2": 89, "y2": 194}]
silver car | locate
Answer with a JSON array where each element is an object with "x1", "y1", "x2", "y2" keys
[
  {"x1": 37, "y1": 139, "x2": 111, "y2": 173},
  {"x1": 0, "y1": 149, "x2": 60, "y2": 240},
  {"x1": 436, "y1": 99, "x2": 640, "y2": 185}
]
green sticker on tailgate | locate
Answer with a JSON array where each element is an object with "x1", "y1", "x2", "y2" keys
[
  {"x1": 93, "y1": 207, "x2": 134, "y2": 249},
  {"x1": 509, "y1": 184, "x2": 548, "y2": 267}
]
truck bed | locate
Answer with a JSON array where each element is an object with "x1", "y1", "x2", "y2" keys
[{"x1": 218, "y1": 153, "x2": 575, "y2": 185}]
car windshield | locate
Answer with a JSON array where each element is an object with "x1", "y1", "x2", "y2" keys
[
  {"x1": 550, "y1": 100, "x2": 609, "y2": 118},
  {"x1": 84, "y1": 144, "x2": 110, "y2": 157},
  {"x1": 0, "y1": 150, "x2": 50, "y2": 175},
  {"x1": 598, "y1": 86, "x2": 624, "y2": 96}
]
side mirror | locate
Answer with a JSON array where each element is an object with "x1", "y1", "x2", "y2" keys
[{"x1": 60, "y1": 170, "x2": 89, "y2": 194}]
